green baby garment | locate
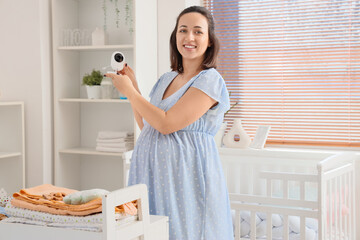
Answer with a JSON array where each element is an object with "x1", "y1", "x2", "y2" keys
[{"x1": 63, "y1": 189, "x2": 109, "y2": 205}]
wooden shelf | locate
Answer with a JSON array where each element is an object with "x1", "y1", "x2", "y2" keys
[
  {"x1": 59, "y1": 147, "x2": 125, "y2": 157},
  {"x1": 58, "y1": 45, "x2": 134, "y2": 51},
  {"x1": 0, "y1": 101, "x2": 25, "y2": 193},
  {"x1": 0, "y1": 152, "x2": 22, "y2": 159},
  {"x1": 59, "y1": 98, "x2": 129, "y2": 103},
  {"x1": 0, "y1": 102, "x2": 24, "y2": 106}
]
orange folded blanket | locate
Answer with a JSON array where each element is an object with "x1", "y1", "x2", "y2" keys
[
  {"x1": 11, "y1": 198, "x2": 102, "y2": 216},
  {"x1": 12, "y1": 184, "x2": 137, "y2": 216}
]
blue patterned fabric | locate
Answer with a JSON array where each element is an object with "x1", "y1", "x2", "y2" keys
[{"x1": 128, "y1": 68, "x2": 234, "y2": 240}]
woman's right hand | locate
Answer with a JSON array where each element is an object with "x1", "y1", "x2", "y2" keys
[{"x1": 118, "y1": 64, "x2": 137, "y2": 87}]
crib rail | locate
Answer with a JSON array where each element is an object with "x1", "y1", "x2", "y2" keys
[
  {"x1": 230, "y1": 197, "x2": 318, "y2": 240},
  {"x1": 318, "y1": 153, "x2": 356, "y2": 240},
  {"x1": 102, "y1": 184, "x2": 150, "y2": 240},
  {"x1": 230, "y1": 193, "x2": 317, "y2": 209}
]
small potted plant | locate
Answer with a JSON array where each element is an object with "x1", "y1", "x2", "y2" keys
[{"x1": 82, "y1": 69, "x2": 103, "y2": 99}]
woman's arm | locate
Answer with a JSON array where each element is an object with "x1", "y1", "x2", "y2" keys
[
  {"x1": 107, "y1": 73, "x2": 216, "y2": 135},
  {"x1": 118, "y1": 66, "x2": 144, "y2": 130},
  {"x1": 130, "y1": 88, "x2": 144, "y2": 130}
]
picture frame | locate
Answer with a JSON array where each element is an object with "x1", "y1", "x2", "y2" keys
[{"x1": 249, "y1": 125, "x2": 271, "y2": 149}]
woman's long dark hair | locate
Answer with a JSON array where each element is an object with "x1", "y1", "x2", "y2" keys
[{"x1": 170, "y1": 6, "x2": 220, "y2": 73}]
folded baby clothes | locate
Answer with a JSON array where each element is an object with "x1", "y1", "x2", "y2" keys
[
  {"x1": 96, "y1": 131, "x2": 134, "y2": 153},
  {"x1": 96, "y1": 146, "x2": 128, "y2": 153},
  {"x1": 0, "y1": 195, "x2": 11, "y2": 208},
  {"x1": 97, "y1": 142, "x2": 134, "y2": 149},
  {"x1": 64, "y1": 189, "x2": 109, "y2": 205},
  {"x1": 0, "y1": 214, "x2": 7, "y2": 221},
  {"x1": 11, "y1": 184, "x2": 138, "y2": 216},
  {"x1": 97, "y1": 131, "x2": 134, "y2": 140},
  {"x1": 96, "y1": 138, "x2": 126, "y2": 144},
  {"x1": 11, "y1": 184, "x2": 102, "y2": 216}
]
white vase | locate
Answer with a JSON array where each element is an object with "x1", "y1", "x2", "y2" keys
[
  {"x1": 222, "y1": 119, "x2": 251, "y2": 148},
  {"x1": 91, "y1": 27, "x2": 106, "y2": 45},
  {"x1": 86, "y1": 85, "x2": 101, "y2": 99},
  {"x1": 214, "y1": 121, "x2": 227, "y2": 147},
  {"x1": 101, "y1": 78, "x2": 114, "y2": 99}
]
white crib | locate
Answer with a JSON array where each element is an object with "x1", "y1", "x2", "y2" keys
[
  {"x1": 0, "y1": 184, "x2": 169, "y2": 240},
  {"x1": 219, "y1": 148, "x2": 356, "y2": 240}
]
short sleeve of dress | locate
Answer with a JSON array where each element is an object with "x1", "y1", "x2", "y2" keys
[{"x1": 190, "y1": 68, "x2": 230, "y2": 114}]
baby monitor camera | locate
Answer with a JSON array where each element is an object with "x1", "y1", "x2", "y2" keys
[{"x1": 109, "y1": 51, "x2": 125, "y2": 74}]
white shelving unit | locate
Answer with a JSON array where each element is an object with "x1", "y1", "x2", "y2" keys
[
  {"x1": 0, "y1": 102, "x2": 25, "y2": 193},
  {"x1": 52, "y1": 0, "x2": 157, "y2": 191},
  {"x1": 57, "y1": 44, "x2": 134, "y2": 51},
  {"x1": 59, "y1": 98, "x2": 130, "y2": 103}
]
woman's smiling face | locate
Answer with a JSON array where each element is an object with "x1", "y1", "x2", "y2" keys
[{"x1": 176, "y1": 12, "x2": 210, "y2": 64}]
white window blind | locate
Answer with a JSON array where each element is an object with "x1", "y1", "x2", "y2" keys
[{"x1": 204, "y1": 0, "x2": 360, "y2": 147}]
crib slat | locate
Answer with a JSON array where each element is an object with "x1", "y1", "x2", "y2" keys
[
  {"x1": 283, "y1": 215, "x2": 289, "y2": 240},
  {"x1": 266, "y1": 212, "x2": 272, "y2": 240},
  {"x1": 300, "y1": 216, "x2": 305, "y2": 240},
  {"x1": 318, "y1": 172, "x2": 325, "y2": 240},
  {"x1": 330, "y1": 179, "x2": 333, "y2": 240},
  {"x1": 300, "y1": 181, "x2": 305, "y2": 201},
  {"x1": 346, "y1": 172, "x2": 350, "y2": 240},
  {"x1": 352, "y1": 171, "x2": 356, "y2": 240},
  {"x1": 335, "y1": 176, "x2": 338, "y2": 239},
  {"x1": 234, "y1": 210, "x2": 241, "y2": 240},
  {"x1": 283, "y1": 181, "x2": 288, "y2": 200},
  {"x1": 350, "y1": 171, "x2": 355, "y2": 240},
  {"x1": 250, "y1": 211, "x2": 256, "y2": 240},
  {"x1": 345, "y1": 173, "x2": 352, "y2": 239},
  {"x1": 325, "y1": 180, "x2": 328, "y2": 240},
  {"x1": 266, "y1": 179, "x2": 272, "y2": 197},
  {"x1": 339, "y1": 175, "x2": 343, "y2": 239}
]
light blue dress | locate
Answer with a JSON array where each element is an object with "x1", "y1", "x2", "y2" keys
[{"x1": 128, "y1": 68, "x2": 234, "y2": 240}]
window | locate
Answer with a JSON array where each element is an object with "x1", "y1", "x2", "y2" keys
[{"x1": 204, "y1": 0, "x2": 360, "y2": 147}]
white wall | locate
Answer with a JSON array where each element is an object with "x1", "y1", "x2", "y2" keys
[
  {"x1": 39, "y1": 0, "x2": 53, "y2": 188},
  {"x1": 0, "y1": 0, "x2": 53, "y2": 187},
  {"x1": 157, "y1": 0, "x2": 183, "y2": 77}
]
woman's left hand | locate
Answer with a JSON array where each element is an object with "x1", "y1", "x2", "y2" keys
[{"x1": 105, "y1": 73, "x2": 135, "y2": 98}]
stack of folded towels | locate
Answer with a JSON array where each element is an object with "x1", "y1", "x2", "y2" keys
[
  {"x1": 2, "y1": 184, "x2": 138, "y2": 232},
  {"x1": 96, "y1": 131, "x2": 134, "y2": 153},
  {"x1": 7, "y1": 184, "x2": 137, "y2": 216}
]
